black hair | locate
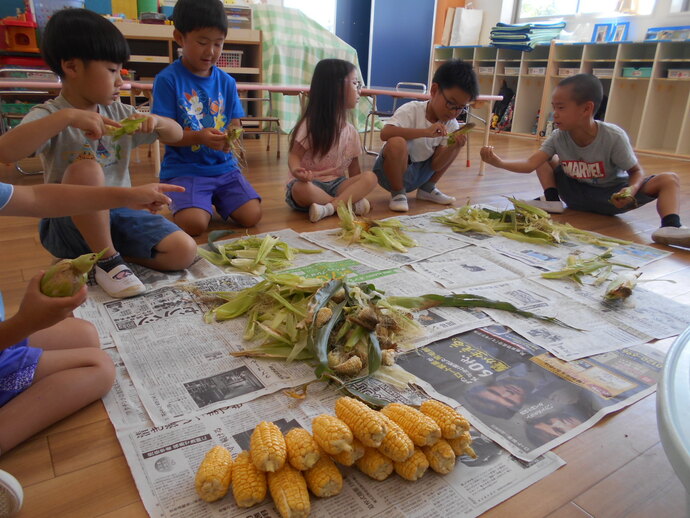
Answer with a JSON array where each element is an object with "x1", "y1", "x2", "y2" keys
[
  {"x1": 172, "y1": 0, "x2": 228, "y2": 35},
  {"x1": 432, "y1": 59, "x2": 479, "y2": 101},
  {"x1": 42, "y1": 8, "x2": 130, "y2": 77},
  {"x1": 558, "y1": 74, "x2": 603, "y2": 113},
  {"x1": 289, "y1": 58, "x2": 356, "y2": 158},
  {"x1": 463, "y1": 377, "x2": 534, "y2": 419},
  {"x1": 525, "y1": 409, "x2": 585, "y2": 446}
]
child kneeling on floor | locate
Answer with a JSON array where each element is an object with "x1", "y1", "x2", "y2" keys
[{"x1": 286, "y1": 58, "x2": 378, "y2": 223}]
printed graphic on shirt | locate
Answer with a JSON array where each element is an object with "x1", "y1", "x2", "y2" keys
[
  {"x1": 561, "y1": 160, "x2": 606, "y2": 180},
  {"x1": 63, "y1": 140, "x2": 121, "y2": 169},
  {"x1": 179, "y1": 89, "x2": 227, "y2": 153}
]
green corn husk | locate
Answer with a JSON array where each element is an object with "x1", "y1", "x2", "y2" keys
[
  {"x1": 609, "y1": 186, "x2": 637, "y2": 208},
  {"x1": 40, "y1": 248, "x2": 107, "y2": 297},
  {"x1": 447, "y1": 122, "x2": 475, "y2": 145},
  {"x1": 605, "y1": 272, "x2": 641, "y2": 300},
  {"x1": 336, "y1": 201, "x2": 417, "y2": 252},
  {"x1": 197, "y1": 234, "x2": 321, "y2": 275},
  {"x1": 541, "y1": 250, "x2": 635, "y2": 284},
  {"x1": 105, "y1": 116, "x2": 146, "y2": 141},
  {"x1": 226, "y1": 126, "x2": 247, "y2": 171}
]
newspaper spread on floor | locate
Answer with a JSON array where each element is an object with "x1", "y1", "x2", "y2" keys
[{"x1": 115, "y1": 380, "x2": 565, "y2": 518}]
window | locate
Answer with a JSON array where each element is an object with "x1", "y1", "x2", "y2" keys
[
  {"x1": 517, "y1": 0, "x2": 655, "y2": 19},
  {"x1": 283, "y1": 0, "x2": 337, "y2": 33}
]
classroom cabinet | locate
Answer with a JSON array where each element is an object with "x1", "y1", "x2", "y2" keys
[{"x1": 431, "y1": 41, "x2": 690, "y2": 159}]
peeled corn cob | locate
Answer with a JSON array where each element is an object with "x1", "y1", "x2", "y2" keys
[
  {"x1": 447, "y1": 432, "x2": 477, "y2": 458},
  {"x1": 335, "y1": 397, "x2": 388, "y2": 448},
  {"x1": 419, "y1": 399, "x2": 470, "y2": 439},
  {"x1": 250, "y1": 421, "x2": 287, "y2": 472},
  {"x1": 381, "y1": 403, "x2": 441, "y2": 447},
  {"x1": 268, "y1": 464, "x2": 311, "y2": 518},
  {"x1": 422, "y1": 439, "x2": 456, "y2": 475},
  {"x1": 311, "y1": 414, "x2": 354, "y2": 455},
  {"x1": 231, "y1": 450, "x2": 267, "y2": 508},
  {"x1": 194, "y1": 445, "x2": 233, "y2": 502},
  {"x1": 105, "y1": 115, "x2": 146, "y2": 140},
  {"x1": 377, "y1": 414, "x2": 414, "y2": 462},
  {"x1": 355, "y1": 447, "x2": 394, "y2": 481},
  {"x1": 40, "y1": 249, "x2": 106, "y2": 297},
  {"x1": 285, "y1": 428, "x2": 321, "y2": 471},
  {"x1": 330, "y1": 438, "x2": 365, "y2": 466},
  {"x1": 394, "y1": 447, "x2": 429, "y2": 481},
  {"x1": 304, "y1": 448, "x2": 343, "y2": 498}
]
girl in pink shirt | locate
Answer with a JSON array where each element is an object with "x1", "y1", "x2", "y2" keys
[{"x1": 286, "y1": 59, "x2": 378, "y2": 222}]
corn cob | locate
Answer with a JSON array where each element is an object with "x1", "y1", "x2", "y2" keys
[
  {"x1": 422, "y1": 439, "x2": 456, "y2": 475},
  {"x1": 335, "y1": 396, "x2": 388, "y2": 448},
  {"x1": 381, "y1": 403, "x2": 441, "y2": 447},
  {"x1": 194, "y1": 445, "x2": 233, "y2": 502},
  {"x1": 377, "y1": 414, "x2": 414, "y2": 462},
  {"x1": 267, "y1": 464, "x2": 311, "y2": 518},
  {"x1": 231, "y1": 450, "x2": 267, "y2": 507},
  {"x1": 355, "y1": 447, "x2": 394, "y2": 481},
  {"x1": 419, "y1": 400, "x2": 470, "y2": 439},
  {"x1": 447, "y1": 432, "x2": 477, "y2": 458},
  {"x1": 330, "y1": 438, "x2": 365, "y2": 466},
  {"x1": 311, "y1": 414, "x2": 354, "y2": 455},
  {"x1": 40, "y1": 249, "x2": 106, "y2": 297},
  {"x1": 285, "y1": 428, "x2": 321, "y2": 471},
  {"x1": 394, "y1": 447, "x2": 429, "y2": 481},
  {"x1": 304, "y1": 447, "x2": 343, "y2": 498},
  {"x1": 250, "y1": 421, "x2": 287, "y2": 472}
]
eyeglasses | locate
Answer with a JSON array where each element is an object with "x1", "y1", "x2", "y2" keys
[
  {"x1": 440, "y1": 89, "x2": 467, "y2": 112},
  {"x1": 350, "y1": 79, "x2": 363, "y2": 92}
]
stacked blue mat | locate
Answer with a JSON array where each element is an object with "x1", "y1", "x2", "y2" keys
[{"x1": 490, "y1": 21, "x2": 566, "y2": 51}]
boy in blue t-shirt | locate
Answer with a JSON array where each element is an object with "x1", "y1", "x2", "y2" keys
[{"x1": 152, "y1": 0, "x2": 261, "y2": 236}]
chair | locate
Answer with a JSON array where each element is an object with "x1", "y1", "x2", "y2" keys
[
  {"x1": 239, "y1": 92, "x2": 282, "y2": 158},
  {"x1": 132, "y1": 101, "x2": 161, "y2": 176},
  {"x1": 362, "y1": 82, "x2": 427, "y2": 156}
]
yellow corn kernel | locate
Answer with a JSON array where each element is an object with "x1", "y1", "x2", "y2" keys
[
  {"x1": 394, "y1": 447, "x2": 429, "y2": 481},
  {"x1": 330, "y1": 437, "x2": 365, "y2": 466},
  {"x1": 447, "y1": 432, "x2": 477, "y2": 458},
  {"x1": 335, "y1": 396, "x2": 388, "y2": 448},
  {"x1": 194, "y1": 445, "x2": 233, "y2": 502},
  {"x1": 304, "y1": 448, "x2": 343, "y2": 498},
  {"x1": 285, "y1": 428, "x2": 321, "y2": 471},
  {"x1": 381, "y1": 403, "x2": 441, "y2": 447},
  {"x1": 250, "y1": 421, "x2": 287, "y2": 472},
  {"x1": 268, "y1": 463, "x2": 311, "y2": 518},
  {"x1": 231, "y1": 450, "x2": 267, "y2": 508},
  {"x1": 422, "y1": 438, "x2": 456, "y2": 475},
  {"x1": 419, "y1": 399, "x2": 470, "y2": 439},
  {"x1": 355, "y1": 447, "x2": 394, "y2": 481},
  {"x1": 377, "y1": 414, "x2": 414, "y2": 462},
  {"x1": 311, "y1": 414, "x2": 354, "y2": 455}
]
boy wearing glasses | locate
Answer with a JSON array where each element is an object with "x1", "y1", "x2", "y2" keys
[{"x1": 373, "y1": 59, "x2": 478, "y2": 212}]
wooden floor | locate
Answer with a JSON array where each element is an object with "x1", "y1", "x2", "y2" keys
[{"x1": 1, "y1": 132, "x2": 689, "y2": 517}]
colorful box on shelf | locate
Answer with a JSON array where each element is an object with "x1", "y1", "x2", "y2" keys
[
  {"x1": 668, "y1": 69, "x2": 690, "y2": 79},
  {"x1": 592, "y1": 68, "x2": 614, "y2": 78},
  {"x1": 217, "y1": 50, "x2": 243, "y2": 69},
  {"x1": 527, "y1": 66, "x2": 545, "y2": 75},
  {"x1": 558, "y1": 68, "x2": 579, "y2": 77},
  {"x1": 622, "y1": 67, "x2": 652, "y2": 78},
  {"x1": 504, "y1": 66, "x2": 520, "y2": 75}
]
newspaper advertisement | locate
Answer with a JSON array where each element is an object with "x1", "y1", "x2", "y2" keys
[
  {"x1": 117, "y1": 384, "x2": 564, "y2": 518},
  {"x1": 396, "y1": 325, "x2": 664, "y2": 461}
]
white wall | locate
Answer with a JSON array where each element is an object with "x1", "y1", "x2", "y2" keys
[{"x1": 472, "y1": 0, "x2": 690, "y2": 43}]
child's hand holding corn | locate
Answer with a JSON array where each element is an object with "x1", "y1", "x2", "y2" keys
[
  {"x1": 609, "y1": 185, "x2": 638, "y2": 209},
  {"x1": 425, "y1": 122, "x2": 447, "y2": 138},
  {"x1": 67, "y1": 108, "x2": 120, "y2": 140},
  {"x1": 198, "y1": 127, "x2": 229, "y2": 151}
]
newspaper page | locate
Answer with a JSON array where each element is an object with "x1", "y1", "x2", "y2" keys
[
  {"x1": 117, "y1": 385, "x2": 564, "y2": 518},
  {"x1": 103, "y1": 348, "x2": 155, "y2": 431},
  {"x1": 396, "y1": 325, "x2": 664, "y2": 461}
]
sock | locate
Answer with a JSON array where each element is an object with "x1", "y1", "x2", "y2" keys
[
  {"x1": 392, "y1": 189, "x2": 406, "y2": 198},
  {"x1": 660, "y1": 214, "x2": 681, "y2": 228},
  {"x1": 543, "y1": 187, "x2": 560, "y2": 202},
  {"x1": 98, "y1": 252, "x2": 126, "y2": 273},
  {"x1": 419, "y1": 181, "x2": 436, "y2": 193}
]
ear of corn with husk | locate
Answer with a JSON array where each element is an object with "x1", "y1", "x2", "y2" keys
[
  {"x1": 541, "y1": 249, "x2": 635, "y2": 285},
  {"x1": 336, "y1": 201, "x2": 417, "y2": 252},
  {"x1": 446, "y1": 122, "x2": 475, "y2": 145},
  {"x1": 40, "y1": 248, "x2": 107, "y2": 297},
  {"x1": 605, "y1": 271, "x2": 641, "y2": 300},
  {"x1": 105, "y1": 115, "x2": 146, "y2": 141},
  {"x1": 226, "y1": 126, "x2": 247, "y2": 170},
  {"x1": 609, "y1": 186, "x2": 637, "y2": 207}
]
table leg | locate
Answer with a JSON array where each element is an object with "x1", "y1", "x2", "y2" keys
[{"x1": 478, "y1": 102, "x2": 491, "y2": 176}]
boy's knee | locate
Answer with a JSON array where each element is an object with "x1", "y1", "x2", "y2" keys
[
  {"x1": 91, "y1": 349, "x2": 116, "y2": 394},
  {"x1": 157, "y1": 231, "x2": 198, "y2": 270},
  {"x1": 63, "y1": 159, "x2": 105, "y2": 186},
  {"x1": 178, "y1": 220, "x2": 207, "y2": 237},
  {"x1": 232, "y1": 200, "x2": 262, "y2": 228},
  {"x1": 383, "y1": 137, "x2": 407, "y2": 157},
  {"x1": 361, "y1": 171, "x2": 379, "y2": 188}
]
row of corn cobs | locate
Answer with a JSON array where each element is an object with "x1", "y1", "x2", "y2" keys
[{"x1": 194, "y1": 396, "x2": 475, "y2": 518}]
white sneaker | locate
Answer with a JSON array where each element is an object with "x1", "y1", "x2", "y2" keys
[
  {"x1": 416, "y1": 188, "x2": 456, "y2": 205},
  {"x1": 353, "y1": 198, "x2": 371, "y2": 216},
  {"x1": 520, "y1": 196, "x2": 565, "y2": 214},
  {"x1": 309, "y1": 202, "x2": 335, "y2": 223},
  {"x1": 651, "y1": 226, "x2": 690, "y2": 248},
  {"x1": 389, "y1": 194, "x2": 409, "y2": 212},
  {"x1": 0, "y1": 469, "x2": 23, "y2": 517},
  {"x1": 95, "y1": 264, "x2": 146, "y2": 298}
]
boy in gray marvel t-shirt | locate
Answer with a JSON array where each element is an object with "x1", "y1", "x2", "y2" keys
[{"x1": 480, "y1": 73, "x2": 690, "y2": 248}]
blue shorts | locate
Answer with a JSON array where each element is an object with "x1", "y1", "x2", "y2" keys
[
  {"x1": 285, "y1": 177, "x2": 348, "y2": 211},
  {"x1": 555, "y1": 166, "x2": 656, "y2": 215},
  {"x1": 373, "y1": 151, "x2": 436, "y2": 193},
  {"x1": 39, "y1": 208, "x2": 181, "y2": 260},
  {"x1": 0, "y1": 339, "x2": 42, "y2": 406},
  {"x1": 167, "y1": 170, "x2": 260, "y2": 220}
]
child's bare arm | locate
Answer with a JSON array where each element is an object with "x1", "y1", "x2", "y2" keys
[
  {"x1": 480, "y1": 146, "x2": 550, "y2": 173},
  {"x1": 347, "y1": 157, "x2": 362, "y2": 177},
  {"x1": 0, "y1": 109, "x2": 119, "y2": 163},
  {"x1": 141, "y1": 113, "x2": 183, "y2": 144},
  {"x1": 288, "y1": 141, "x2": 312, "y2": 182},
  {"x1": 380, "y1": 122, "x2": 447, "y2": 141}
]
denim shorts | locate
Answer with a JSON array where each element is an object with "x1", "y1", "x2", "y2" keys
[
  {"x1": 166, "y1": 170, "x2": 260, "y2": 220},
  {"x1": 285, "y1": 177, "x2": 348, "y2": 211},
  {"x1": 555, "y1": 166, "x2": 656, "y2": 215},
  {"x1": 373, "y1": 151, "x2": 436, "y2": 193},
  {"x1": 39, "y1": 208, "x2": 181, "y2": 260},
  {"x1": 0, "y1": 339, "x2": 42, "y2": 407}
]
